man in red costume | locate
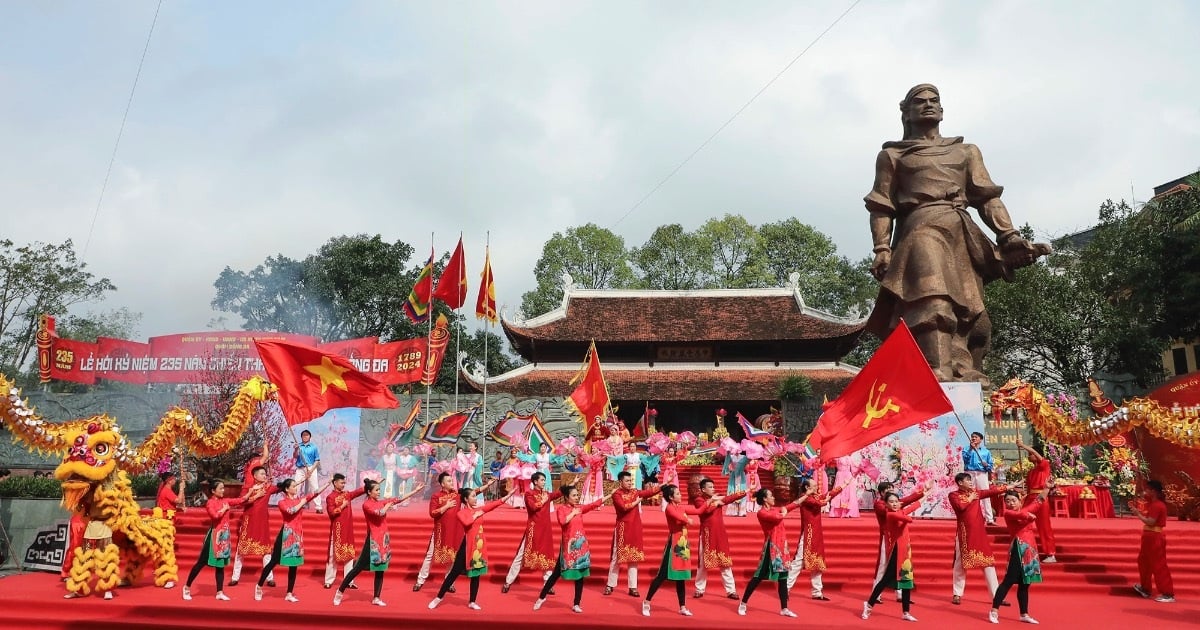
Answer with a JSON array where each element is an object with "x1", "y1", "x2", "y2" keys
[
  {"x1": 415, "y1": 472, "x2": 484, "y2": 591},
  {"x1": 604, "y1": 470, "x2": 661, "y2": 597},
  {"x1": 156, "y1": 472, "x2": 186, "y2": 515},
  {"x1": 1131, "y1": 480, "x2": 1174, "y2": 603},
  {"x1": 948, "y1": 472, "x2": 1006, "y2": 605},
  {"x1": 502, "y1": 472, "x2": 574, "y2": 593},
  {"x1": 692, "y1": 477, "x2": 744, "y2": 599},
  {"x1": 1016, "y1": 437, "x2": 1056, "y2": 562},
  {"x1": 230, "y1": 443, "x2": 275, "y2": 586},
  {"x1": 323, "y1": 472, "x2": 366, "y2": 589}
]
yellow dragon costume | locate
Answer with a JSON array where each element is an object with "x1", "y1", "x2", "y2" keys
[{"x1": 0, "y1": 374, "x2": 275, "y2": 598}]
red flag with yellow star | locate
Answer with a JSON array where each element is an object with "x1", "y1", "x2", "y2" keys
[{"x1": 254, "y1": 339, "x2": 399, "y2": 425}]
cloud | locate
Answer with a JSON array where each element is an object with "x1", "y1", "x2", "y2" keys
[{"x1": 1, "y1": 0, "x2": 1197, "y2": 339}]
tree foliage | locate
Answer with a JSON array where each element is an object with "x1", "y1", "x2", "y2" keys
[
  {"x1": 212, "y1": 234, "x2": 517, "y2": 393},
  {"x1": 520, "y1": 216, "x2": 874, "y2": 320},
  {"x1": 55, "y1": 307, "x2": 142, "y2": 343},
  {"x1": 0, "y1": 239, "x2": 115, "y2": 376}
]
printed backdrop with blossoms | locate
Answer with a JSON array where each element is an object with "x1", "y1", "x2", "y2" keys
[{"x1": 850, "y1": 382, "x2": 986, "y2": 519}]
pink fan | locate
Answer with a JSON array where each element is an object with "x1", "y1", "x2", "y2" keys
[
  {"x1": 646, "y1": 433, "x2": 670, "y2": 454},
  {"x1": 413, "y1": 443, "x2": 434, "y2": 457},
  {"x1": 500, "y1": 463, "x2": 521, "y2": 479},
  {"x1": 519, "y1": 463, "x2": 537, "y2": 480},
  {"x1": 677, "y1": 431, "x2": 697, "y2": 449},
  {"x1": 432, "y1": 460, "x2": 454, "y2": 474},
  {"x1": 858, "y1": 459, "x2": 881, "y2": 481},
  {"x1": 718, "y1": 436, "x2": 741, "y2": 456},
  {"x1": 741, "y1": 440, "x2": 765, "y2": 460},
  {"x1": 556, "y1": 436, "x2": 578, "y2": 455}
]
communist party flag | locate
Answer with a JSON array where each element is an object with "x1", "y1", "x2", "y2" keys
[
  {"x1": 810, "y1": 320, "x2": 953, "y2": 462},
  {"x1": 432, "y1": 236, "x2": 468, "y2": 309},
  {"x1": 475, "y1": 246, "x2": 498, "y2": 323},
  {"x1": 254, "y1": 339, "x2": 398, "y2": 426},
  {"x1": 564, "y1": 342, "x2": 610, "y2": 432},
  {"x1": 404, "y1": 248, "x2": 435, "y2": 323}
]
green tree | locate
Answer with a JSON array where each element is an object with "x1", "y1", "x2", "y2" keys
[
  {"x1": 55, "y1": 307, "x2": 142, "y2": 342},
  {"x1": 696, "y1": 214, "x2": 772, "y2": 288},
  {"x1": 0, "y1": 239, "x2": 115, "y2": 376},
  {"x1": 759, "y1": 218, "x2": 876, "y2": 316},
  {"x1": 519, "y1": 223, "x2": 635, "y2": 318},
  {"x1": 629, "y1": 224, "x2": 711, "y2": 290}
]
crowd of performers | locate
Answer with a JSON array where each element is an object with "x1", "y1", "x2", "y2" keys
[{"x1": 97, "y1": 420, "x2": 1173, "y2": 622}]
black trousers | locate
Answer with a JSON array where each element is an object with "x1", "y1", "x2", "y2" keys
[
  {"x1": 741, "y1": 555, "x2": 788, "y2": 609},
  {"x1": 437, "y1": 540, "x2": 481, "y2": 602},
  {"x1": 257, "y1": 530, "x2": 298, "y2": 592},
  {"x1": 992, "y1": 544, "x2": 1031, "y2": 614},
  {"x1": 185, "y1": 531, "x2": 225, "y2": 591},
  {"x1": 868, "y1": 549, "x2": 911, "y2": 612},
  {"x1": 644, "y1": 549, "x2": 686, "y2": 607},
  {"x1": 538, "y1": 558, "x2": 585, "y2": 606},
  {"x1": 338, "y1": 539, "x2": 386, "y2": 598}
]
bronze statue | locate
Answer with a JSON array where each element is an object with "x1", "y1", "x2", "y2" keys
[{"x1": 864, "y1": 84, "x2": 1051, "y2": 387}]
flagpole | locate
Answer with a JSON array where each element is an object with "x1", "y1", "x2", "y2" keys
[
  {"x1": 425, "y1": 232, "x2": 434, "y2": 432},
  {"x1": 482, "y1": 232, "x2": 491, "y2": 420}
]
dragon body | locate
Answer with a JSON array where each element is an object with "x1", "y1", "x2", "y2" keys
[{"x1": 1, "y1": 374, "x2": 275, "y2": 597}]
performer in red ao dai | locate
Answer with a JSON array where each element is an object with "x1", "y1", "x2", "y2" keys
[
  {"x1": 692, "y1": 477, "x2": 745, "y2": 599},
  {"x1": 230, "y1": 444, "x2": 275, "y2": 586},
  {"x1": 156, "y1": 471, "x2": 185, "y2": 515},
  {"x1": 605, "y1": 470, "x2": 663, "y2": 597},
  {"x1": 737, "y1": 488, "x2": 802, "y2": 617},
  {"x1": 333, "y1": 478, "x2": 424, "y2": 607},
  {"x1": 949, "y1": 471, "x2": 1007, "y2": 605},
  {"x1": 324, "y1": 472, "x2": 366, "y2": 589},
  {"x1": 862, "y1": 492, "x2": 923, "y2": 622},
  {"x1": 1016, "y1": 436, "x2": 1056, "y2": 562},
  {"x1": 182, "y1": 480, "x2": 264, "y2": 601},
  {"x1": 872, "y1": 480, "x2": 929, "y2": 603},
  {"x1": 787, "y1": 476, "x2": 846, "y2": 600},
  {"x1": 989, "y1": 490, "x2": 1046, "y2": 624},
  {"x1": 255, "y1": 476, "x2": 330, "y2": 603},
  {"x1": 533, "y1": 485, "x2": 616, "y2": 613},
  {"x1": 428, "y1": 485, "x2": 516, "y2": 610},
  {"x1": 641, "y1": 484, "x2": 706, "y2": 617},
  {"x1": 1131, "y1": 480, "x2": 1175, "y2": 603},
  {"x1": 503, "y1": 472, "x2": 574, "y2": 593},
  {"x1": 414, "y1": 472, "x2": 474, "y2": 591}
]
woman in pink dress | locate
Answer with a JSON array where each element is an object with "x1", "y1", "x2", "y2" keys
[
  {"x1": 745, "y1": 457, "x2": 768, "y2": 514},
  {"x1": 828, "y1": 454, "x2": 861, "y2": 518}
]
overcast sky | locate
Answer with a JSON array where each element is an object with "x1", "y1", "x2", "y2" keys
[{"x1": 2, "y1": 0, "x2": 1197, "y2": 340}]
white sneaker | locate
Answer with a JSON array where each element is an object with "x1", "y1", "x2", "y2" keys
[
  {"x1": 215, "y1": 592, "x2": 230, "y2": 601},
  {"x1": 284, "y1": 593, "x2": 299, "y2": 603},
  {"x1": 428, "y1": 597, "x2": 442, "y2": 609},
  {"x1": 642, "y1": 601, "x2": 651, "y2": 616},
  {"x1": 679, "y1": 606, "x2": 693, "y2": 616},
  {"x1": 1133, "y1": 584, "x2": 1150, "y2": 598},
  {"x1": 182, "y1": 586, "x2": 192, "y2": 601},
  {"x1": 533, "y1": 598, "x2": 545, "y2": 611},
  {"x1": 333, "y1": 592, "x2": 343, "y2": 606},
  {"x1": 467, "y1": 602, "x2": 482, "y2": 610},
  {"x1": 737, "y1": 602, "x2": 747, "y2": 616},
  {"x1": 902, "y1": 612, "x2": 918, "y2": 622},
  {"x1": 254, "y1": 585, "x2": 262, "y2": 601},
  {"x1": 1020, "y1": 614, "x2": 1040, "y2": 624},
  {"x1": 1041, "y1": 556, "x2": 1057, "y2": 564},
  {"x1": 163, "y1": 581, "x2": 175, "y2": 589},
  {"x1": 372, "y1": 598, "x2": 387, "y2": 607},
  {"x1": 862, "y1": 602, "x2": 872, "y2": 619},
  {"x1": 572, "y1": 605, "x2": 583, "y2": 614},
  {"x1": 103, "y1": 592, "x2": 113, "y2": 600},
  {"x1": 781, "y1": 608, "x2": 797, "y2": 617},
  {"x1": 1155, "y1": 595, "x2": 1176, "y2": 603},
  {"x1": 988, "y1": 610, "x2": 999, "y2": 624}
]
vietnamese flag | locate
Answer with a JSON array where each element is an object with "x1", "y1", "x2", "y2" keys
[
  {"x1": 432, "y1": 236, "x2": 468, "y2": 309},
  {"x1": 812, "y1": 320, "x2": 953, "y2": 462},
  {"x1": 564, "y1": 342, "x2": 611, "y2": 433},
  {"x1": 254, "y1": 339, "x2": 398, "y2": 425}
]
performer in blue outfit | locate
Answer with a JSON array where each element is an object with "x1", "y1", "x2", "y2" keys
[{"x1": 962, "y1": 431, "x2": 996, "y2": 524}]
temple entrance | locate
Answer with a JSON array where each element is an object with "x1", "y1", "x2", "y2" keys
[{"x1": 613, "y1": 399, "x2": 776, "y2": 442}]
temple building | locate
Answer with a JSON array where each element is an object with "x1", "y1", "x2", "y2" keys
[{"x1": 462, "y1": 278, "x2": 866, "y2": 438}]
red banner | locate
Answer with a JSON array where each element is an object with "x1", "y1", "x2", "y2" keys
[
  {"x1": 48, "y1": 337, "x2": 97, "y2": 385},
  {"x1": 145, "y1": 331, "x2": 319, "y2": 382},
  {"x1": 94, "y1": 337, "x2": 153, "y2": 384},
  {"x1": 373, "y1": 338, "x2": 427, "y2": 385}
]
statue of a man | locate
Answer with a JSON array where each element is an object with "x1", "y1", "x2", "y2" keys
[{"x1": 864, "y1": 84, "x2": 1051, "y2": 386}]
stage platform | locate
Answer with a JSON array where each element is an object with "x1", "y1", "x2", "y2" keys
[{"x1": 1, "y1": 502, "x2": 1196, "y2": 629}]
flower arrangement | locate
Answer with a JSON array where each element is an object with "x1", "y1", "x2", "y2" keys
[
  {"x1": 1046, "y1": 443, "x2": 1092, "y2": 480},
  {"x1": 1045, "y1": 392, "x2": 1080, "y2": 423},
  {"x1": 1096, "y1": 445, "x2": 1148, "y2": 498}
]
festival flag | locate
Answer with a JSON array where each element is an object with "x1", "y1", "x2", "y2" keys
[
  {"x1": 421, "y1": 405, "x2": 482, "y2": 444},
  {"x1": 398, "y1": 399, "x2": 422, "y2": 432},
  {"x1": 253, "y1": 339, "x2": 399, "y2": 426},
  {"x1": 737, "y1": 412, "x2": 775, "y2": 443},
  {"x1": 404, "y1": 248, "x2": 435, "y2": 323},
  {"x1": 432, "y1": 237, "x2": 468, "y2": 309},
  {"x1": 810, "y1": 320, "x2": 953, "y2": 462},
  {"x1": 475, "y1": 247, "x2": 497, "y2": 323},
  {"x1": 490, "y1": 411, "x2": 554, "y2": 451},
  {"x1": 564, "y1": 342, "x2": 611, "y2": 433}
]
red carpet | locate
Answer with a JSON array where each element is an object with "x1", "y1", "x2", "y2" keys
[{"x1": 1, "y1": 503, "x2": 1197, "y2": 629}]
